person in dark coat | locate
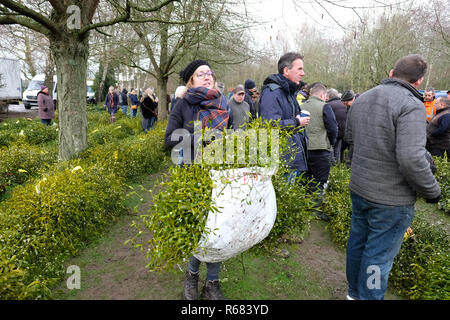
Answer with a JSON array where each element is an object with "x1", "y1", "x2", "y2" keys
[
  {"x1": 341, "y1": 89, "x2": 356, "y2": 166},
  {"x1": 258, "y1": 52, "x2": 309, "y2": 179},
  {"x1": 129, "y1": 89, "x2": 139, "y2": 118},
  {"x1": 426, "y1": 97, "x2": 450, "y2": 157},
  {"x1": 165, "y1": 59, "x2": 232, "y2": 301},
  {"x1": 120, "y1": 88, "x2": 129, "y2": 116},
  {"x1": 140, "y1": 87, "x2": 158, "y2": 132},
  {"x1": 327, "y1": 88, "x2": 348, "y2": 164},
  {"x1": 104, "y1": 86, "x2": 119, "y2": 123},
  {"x1": 244, "y1": 79, "x2": 258, "y2": 118},
  {"x1": 37, "y1": 86, "x2": 55, "y2": 125}
]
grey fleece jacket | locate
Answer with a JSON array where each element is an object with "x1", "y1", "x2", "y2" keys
[{"x1": 345, "y1": 78, "x2": 441, "y2": 206}]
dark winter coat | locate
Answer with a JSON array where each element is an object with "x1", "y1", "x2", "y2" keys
[
  {"x1": 129, "y1": 93, "x2": 139, "y2": 106},
  {"x1": 244, "y1": 89, "x2": 256, "y2": 119},
  {"x1": 104, "y1": 92, "x2": 119, "y2": 114},
  {"x1": 165, "y1": 94, "x2": 233, "y2": 162},
  {"x1": 426, "y1": 107, "x2": 450, "y2": 151},
  {"x1": 121, "y1": 89, "x2": 129, "y2": 106},
  {"x1": 141, "y1": 95, "x2": 158, "y2": 119},
  {"x1": 258, "y1": 73, "x2": 308, "y2": 172},
  {"x1": 37, "y1": 91, "x2": 55, "y2": 120},
  {"x1": 327, "y1": 97, "x2": 347, "y2": 139}
]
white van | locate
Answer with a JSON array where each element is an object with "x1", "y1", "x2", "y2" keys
[
  {"x1": 52, "y1": 79, "x2": 96, "y2": 108},
  {"x1": 22, "y1": 73, "x2": 45, "y2": 109}
]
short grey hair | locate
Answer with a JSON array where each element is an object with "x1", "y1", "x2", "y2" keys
[
  {"x1": 278, "y1": 52, "x2": 304, "y2": 74},
  {"x1": 326, "y1": 88, "x2": 339, "y2": 100},
  {"x1": 437, "y1": 97, "x2": 450, "y2": 108}
]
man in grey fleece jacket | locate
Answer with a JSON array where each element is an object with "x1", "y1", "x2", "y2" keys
[{"x1": 344, "y1": 54, "x2": 441, "y2": 300}]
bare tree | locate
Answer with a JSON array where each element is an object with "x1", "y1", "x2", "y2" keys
[{"x1": 0, "y1": 0, "x2": 177, "y2": 160}]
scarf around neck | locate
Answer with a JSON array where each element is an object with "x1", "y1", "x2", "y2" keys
[{"x1": 184, "y1": 87, "x2": 230, "y2": 130}]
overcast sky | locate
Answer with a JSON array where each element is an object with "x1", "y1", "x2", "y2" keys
[{"x1": 243, "y1": 0, "x2": 421, "y2": 51}]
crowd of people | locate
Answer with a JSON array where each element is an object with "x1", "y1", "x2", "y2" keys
[
  {"x1": 34, "y1": 53, "x2": 448, "y2": 301},
  {"x1": 162, "y1": 53, "x2": 447, "y2": 301}
]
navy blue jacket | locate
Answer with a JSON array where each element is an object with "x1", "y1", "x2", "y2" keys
[
  {"x1": 104, "y1": 92, "x2": 119, "y2": 109},
  {"x1": 258, "y1": 74, "x2": 308, "y2": 172}
]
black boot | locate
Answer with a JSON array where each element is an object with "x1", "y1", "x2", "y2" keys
[
  {"x1": 201, "y1": 280, "x2": 226, "y2": 300},
  {"x1": 184, "y1": 270, "x2": 199, "y2": 300}
]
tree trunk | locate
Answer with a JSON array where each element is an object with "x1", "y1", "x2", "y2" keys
[
  {"x1": 97, "y1": 59, "x2": 109, "y2": 103},
  {"x1": 157, "y1": 77, "x2": 168, "y2": 120},
  {"x1": 51, "y1": 34, "x2": 89, "y2": 161}
]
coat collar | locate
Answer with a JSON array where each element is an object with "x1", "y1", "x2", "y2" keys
[{"x1": 381, "y1": 78, "x2": 424, "y2": 102}]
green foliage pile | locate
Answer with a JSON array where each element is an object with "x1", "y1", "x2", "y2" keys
[
  {"x1": 389, "y1": 213, "x2": 449, "y2": 300},
  {"x1": 0, "y1": 143, "x2": 57, "y2": 197},
  {"x1": 0, "y1": 115, "x2": 168, "y2": 299},
  {"x1": 434, "y1": 155, "x2": 450, "y2": 215},
  {"x1": 322, "y1": 164, "x2": 352, "y2": 248},
  {"x1": 322, "y1": 164, "x2": 450, "y2": 300},
  {"x1": 0, "y1": 118, "x2": 58, "y2": 148},
  {"x1": 129, "y1": 118, "x2": 317, "y2": 272}
]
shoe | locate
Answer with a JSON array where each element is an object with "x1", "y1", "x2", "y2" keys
[
  {"x1": 201, "y1": 280, "x2": 227, "y2": 300},
  {"x1": 183, "y1": 270, "x2": 199, "y2": 300},
  {"x1": 314, "y1": 210, "x2": 330, "y2": 222}
]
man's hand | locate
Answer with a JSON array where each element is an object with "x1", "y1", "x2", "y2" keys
[
  {"x1": 296, "y1": 115, "x2": 310, "y2": 127},
  {"x1": 426, "y1": 194, "x2": 442, "y2": 204}
]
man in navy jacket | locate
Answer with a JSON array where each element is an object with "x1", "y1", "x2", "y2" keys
[{"x1": 258, "y1": 52, "x2": 310, "y2": 177}]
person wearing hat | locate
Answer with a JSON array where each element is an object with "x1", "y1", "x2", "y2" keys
[
  {"x1": 228, "y1": 84, "x2": 250, "y2": 129},
  {"x1": 341, "y1": 90, "x2": 355, "y2": 108},
  {"x1": 340, "y1": 89, "x2": 356, "y2": 166},
  {"x1": 37, "y1": 85, "x2": 55, "y2": 125},
  {"x1": 164, "y1": 59, "x2": 232, "y2": 300},
  {"x1": 244, "y1": 79, "x2": 257, "y2": 118}
]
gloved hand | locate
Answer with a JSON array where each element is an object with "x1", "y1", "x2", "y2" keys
[{"x1": 426, "y1": 194, "x2": 442, "y2": 204}]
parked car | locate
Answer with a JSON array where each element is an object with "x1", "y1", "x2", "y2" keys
[{"x1": 53, "y1": 79, "x2": 96, "y2": 108}]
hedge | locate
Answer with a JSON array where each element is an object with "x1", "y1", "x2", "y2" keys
[
  {"x1": 434, "y1": 155, "x2": 450, "y2": 215},
  {"x1": 0, "y1": 118, "x2": 168, "y2": 299},
  {"x1": 322, "y1": 163, "x2": 450, "y2": 300}
]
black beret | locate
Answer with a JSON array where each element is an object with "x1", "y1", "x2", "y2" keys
[{"x1": 179, "y1": 59, "x2": 211, "y2": 85}]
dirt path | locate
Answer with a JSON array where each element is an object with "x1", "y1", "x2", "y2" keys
[{"x1": 53, "y1": 171, "x2": 401, "y2": 300}]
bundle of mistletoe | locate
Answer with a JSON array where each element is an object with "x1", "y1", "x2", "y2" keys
[{"x1": 128, "y1": 118, "x2": 318, "y2": 272}]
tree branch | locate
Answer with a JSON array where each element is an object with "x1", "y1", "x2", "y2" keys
[
  {"x1": 79, "y1": 0, "x2": 131, "y2": 35},
  {"x1": 47, "y1": 0, "x2": 65, "y2": 15},
  {"x1": 0, "y1": 0, "x2": 58, "y2": 34},
  {"x1": 0, "y1": 14, "x2": 49, "y2": 35},
  {"x1": 129, "y1": 0, "x2": 178, "y2": 13}
]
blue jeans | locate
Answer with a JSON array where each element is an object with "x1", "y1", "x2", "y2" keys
[
  {"x1": 142, "y1": 117, "x2": 156, "y2": 133},
  {"x1": 188, "y1": 256, "x2": 221, "y2": 281},
  {"x1": 346, "y1": 191, "x2": 414, "y2": 300},
  {"x1": 130, "y1": 108, "x2": 138, "y2": 118},
  {"x1": 41, "y1": 119, "x2": 51, "y2": 126},
  {"x1": 120, "y1": 105, "x2": 128, "y2": 116}
]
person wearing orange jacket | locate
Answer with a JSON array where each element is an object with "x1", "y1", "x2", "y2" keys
[{"x1": 424, "y1": 88, "x2": 437, "y2": 122}]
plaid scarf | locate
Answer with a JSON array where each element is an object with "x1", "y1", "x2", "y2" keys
[{"x1": 184, "y1": 87, "x2": 229, "y2": 130}]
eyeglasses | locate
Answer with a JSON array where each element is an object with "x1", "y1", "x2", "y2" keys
[{"x1": 196, "y1": 71, "x2": 214, "y2": 79}]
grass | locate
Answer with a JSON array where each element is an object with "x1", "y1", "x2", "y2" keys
[{"x1": 51, "y1": 162, "x2": 447, "y2": 300}]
